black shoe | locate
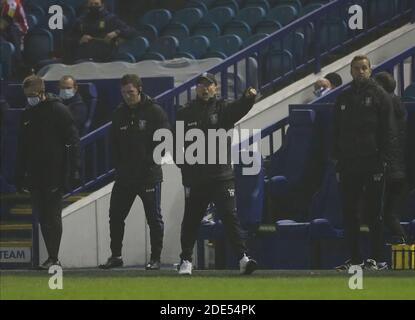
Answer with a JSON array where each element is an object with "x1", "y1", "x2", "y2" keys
[
  {"x1": 38, "y1": 258, "x2": 61, "y2": 270},
  {"x1": 145, "y1": 260, "x2": 161, "y2": 270},
  {"x1": 335, "y1": 259, "x2": 364, "y2": 271},
  {"x1": 99, "y1": 256, "x2": 123, "y2": 269}
]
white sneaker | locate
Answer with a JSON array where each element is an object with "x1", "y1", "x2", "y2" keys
[
  {"x1": 239, "y1": 254, "x2": 257, "y2": 275},
  {"x1": 178, "y1": 260, "x2": 192, "y2": 275}
]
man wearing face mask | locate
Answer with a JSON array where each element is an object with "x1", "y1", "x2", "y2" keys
[
  {"x1": 99, "y1": 74, "x2": 170, "y2": 270},
  {"x1": 174, "y1": 73, "x2": 258, "y2": 276},
  {"x1": 313, "y1": 72, "x2": 343, "y2": 98},
  {"x1": 332, "y1": 56, "x2": 398, "y2": 271},
  {"x1": 69, "y1": 0, "x2": 137, "y2": 62},
  {"x1": 59, "y1": 75, "x2": 88, "y2": 135},
  {"x1": 15, "y1": 75, "x2": 81, "y2": 269}
]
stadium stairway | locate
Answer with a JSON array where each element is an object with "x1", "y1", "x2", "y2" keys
[{"x1": 0, "y1": 192, "x2": 89, "y2": 269}]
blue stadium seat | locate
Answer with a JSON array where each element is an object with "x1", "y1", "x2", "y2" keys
[
  {"x1": 207, "y1": 34, "x2": 243, "y2": 58},
  {"x1": 266, "y1": 109, "x2": 316, "y2": 214},
  {"x1": 223, "y1": 20, "x2": 252, "y2": 40},
  {"x1": 264, "y1": 49, "x2": 294, "y2": 80},
  {"x1": 212, "y1": 0, "x2": 240, "y2": 13},
  {"x1": 172, "y1": 8, "x2": 204, "y2": 30},
  {"x1": 176, "y1": 35, "x2": 210, "y2": 59},
  {"x1": 266, "y1": 5, "x2": 298, "y2": 26},
  {"x1": 234, "y1": 151, "x2": 265, "y2": 231},
  {"x1": 244, "y1": 0, "x2": 270, "y2": 12},
  {"x1": 242, "y1": 33, "x2": 268, "y2": 48},
  {"x1": 185, "y1": 0, "x2": 209, "y2": 14},
  {"x1": 4, "y1": 84, "x2": 25, "y2": 109},
  {"x1": 403, "y1": 83, "x2": 415, "y2": 100},
  {"x1": 162, "y1": 22, "x2": 190, "y2": 40},
  {"x1": 300, "y1": 3, "x2": 324, "y2": 16},
  {"x1": 77, "y1": 82, "x2": 98, "y2": 135},
  {"x1": 255, "y1": 19, "x2": 282, "y2": 34},
  {"x1": 269, "y1": 0, "x2": 302, "y2": 13},
  {"x1": 369, "y1": 0, "x2": 398, "y2": 25},
  {"x1": 236, "y1": 6, "x2": 266, "y2": 29},
  {"x1": 192, "y1": 21, "x2": 221, "y2": 39},
  {"x1": 136, "y1": 24, "x2": 158, "y2": 43},
  {"x1": 116, "y1": 36, "x2": 149, "y2": 61},
  {"x1": 139, "y1": 9, "x2": 172, "y2": 32},
  {"x1": 23, "y1": 28, "x2": 54, "y2": 67},
  {"x1": 26, "y1": 14, "x2": 38, "y2": 29},
  {"x1": 0, "y1": 41, "x2": 15, "y2": 79},
  {"x1": 202, "y1": 6, "x2": 235, "y2": 28},
  {"x1": 24, "y1": 3, "x2": 46, "y2": 24},
  {"x1": 320, "y1": 19, "x2": 348, "y2": 51},
  {"x1": 139, "y1": 52, "x2": 165, "y2": 61},
  {"x1": 147, "y1": 36, "x2": 179, "y2": 60},
  {"x1": 112, "y1": 52, "x2": 136, "y2": 63},
  {"x1": 61, "y1": 3, "x2": 77, "y2": 27},
  {"x1": 274, "y1": 31, "x2": 305, "y2": 65}
]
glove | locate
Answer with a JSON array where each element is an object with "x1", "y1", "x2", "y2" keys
[{"x1": 244, "y1": 87, "x2": 257, "y2": 99}]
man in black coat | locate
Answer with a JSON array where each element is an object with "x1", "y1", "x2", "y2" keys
[
  {"x1": 70, "y1": 0, "x2": 137, "y2": 62},
  {"x1": 175, "y1": 73, "x2": 258, "y2": 275},
  {"x1": 374, "y1": 71, "x2": 408, "y2": 244},
  {"x1": 99, "y1": 74, "x2": 170, "y2": 270},
  {"x1": 59, "y1": 75, "x2": 88, "y2": 135},
  {"x1": 15, "y1": 75, "x2": 81, "y2": 269},
  {"x1": 332, "y1": 56, "x2": 398, "y2": 271}
]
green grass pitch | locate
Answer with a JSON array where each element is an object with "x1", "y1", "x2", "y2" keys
[{"x1": 1, "y1": 269, "x2": 415, "y2": 300}]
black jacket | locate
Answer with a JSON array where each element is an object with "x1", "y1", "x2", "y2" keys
[
  {"x1": 15, "y1": 94, "x2": 81, "y2": 190},
  {"x1": 332, "y1": 78, "x2": 398, "y2": 174},
  {"x1": 175, "y1": 95, "x2": 256, "y2": 187},
  {"x1": 387, "y1": 94, "x2": 407, "y2": 180},
  {"x1": 110, "y1": 94, "x2": 170, "y2": 184},
  {"x1": 62, "y1": 92, "x2": 88, "y2": 135}
]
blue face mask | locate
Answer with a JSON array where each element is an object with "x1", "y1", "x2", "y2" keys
[
  {"x1": 60, "y1": 88, "x2": 75, "y2": 100},
  {"x1": 27, "y1": 96, "x2": 41, "y2": 107},
  {"x1": 314, "y1": 87, "x2": 331, "y2": 98}
]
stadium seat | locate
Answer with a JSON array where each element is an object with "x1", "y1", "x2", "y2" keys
[
  {"x1": 320, "y1": 19, "x2": 348, "y2": 52},
  {"x1": 235, "y1": 6, "x2": 266, "y2": 29},
  {"x1": 369, "y1": 0, "x2": 398, "y2": 25},
  {"x1": 202, "y1": 6, "x2": 235, "y2": 28},
  {"x1": 273, "y1": 32, "x2": 305, "y2": 65},
  {"x1": 112, "y1": 52, "x2": 136, "y2": 63},
  {"x1": 61, "y1": 3, "x2": 77, "y2": 28},
  {"x1": 266, "y1": 109, "x2": 316, "y2": 218},
  {"x1": 176, "y1": 35, "x2": 210, "y2": 59},
  {"x1": 207, "y1": 34, "x2": 243, "y2": 58},
  {"x1": 234, "y1": 150, "x2": 265, "y2": 231},
  {"x1": 5, "y1": 84, "x2": 25, "y2": 109},
  {"x1": 147, "y1": 36, "x2": 179, "y2": 60},
  {"x1": 268, "y1": 0, "x2": 302, "y2": 13},
  {"x1": 223, "y1": 20, "x2": 252, "y2": 40},
  {"x1": 192, "y1": 21, "x2": 221, "y2": 40},
  {"x1": 0, "y1": 41, "x2": 15, "y2": 79},
  {"x1": 139, "y1": 52, "x2": 165, "y2": 61},
  {"x1": 212, "y1": 0, "x2": 240, "y2": 13},
  {"x1": 135, "y1": 24, "x2": 158, "y2": 43},
  {"x1": 26, "y1": 14, "x2": 38, "y2": 29},
  {"x1": 255, "y1": 19, "x2": 282, "y2": 34},
  {"x1": 162, "y1": 22, "x2": 190, "y2": 40},
  {"x1": 185, "y1": 0, "x2": 209, "y2": 14},
  {"x1": 264, "y1": 49, "x2": 294, "y2": 80},
  {"x1": 172, "y1": 8, "x2": 204, "y2": 30},
  {"x1": 244, "y1": 0, "x2": 270, "y2": 12},
  {"x1": 266, "y1": 5, "x2": 298, "y2": 26},
  {"x1": 24, "y1": 3, "x2": 46, "y2": 24},
  {"x1": 23, "y1": 28, "x2": 54, "y2": 67},
  {"x1": 242, "y1": 33, "x2": 269, "y2": 48},
  {"x1": 300, "y1": 3, "x2": 324, "y2": 16},
  {"x1": 139, "y1": 9, "x2": 172, "y2": 32},
  {"x1": 116, "y1": 36, "x2": 149, "y2": 61},
  {"x1": 403, "y1": 83, "x2": 415, "y2": 100}
]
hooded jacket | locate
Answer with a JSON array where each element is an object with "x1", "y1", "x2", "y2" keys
[{"x1": 15, "y1": 94, "x2": 81, "y2": 189}]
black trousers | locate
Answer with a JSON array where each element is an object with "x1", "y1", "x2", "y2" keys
[
  {"x1": 180, "y1": 179, "x2": 247, "y2": 262},
  {"x1": 31, "y1": 187, "x2": 63, "y2": 261},
  {"x1": 339, "y1": 171, "x2": 384, "y2": 264},
  {"x1": 109, "y1": 181, "x2": 164, "y2": 260},
  {"x1": 384, "y1": 178, "x2": 407, "y2": 241}
]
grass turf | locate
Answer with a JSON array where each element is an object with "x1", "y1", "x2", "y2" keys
[{"x1": 1, "y1": 269, "x2": 415, "y2": 300}]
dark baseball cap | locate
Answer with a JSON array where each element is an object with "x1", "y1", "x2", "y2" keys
[{"x1": 196, "y1": 72, "x2": 217, "y2": 86}]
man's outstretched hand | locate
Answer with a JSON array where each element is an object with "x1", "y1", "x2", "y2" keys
[{"x1": 244, "y1": 87, "x2": 257, "y2": 99}]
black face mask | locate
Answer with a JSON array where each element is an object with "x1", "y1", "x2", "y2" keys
[{"x1": 88, "y1": 6, "x2": 103, "y2": 17}]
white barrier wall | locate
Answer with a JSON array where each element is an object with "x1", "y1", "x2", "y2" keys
[{"x1": 39, "y1": 163, "x2": 184, "y2": 268}]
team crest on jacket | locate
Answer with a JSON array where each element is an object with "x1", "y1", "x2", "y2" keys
[
  {"x1": 138, "y1": 119, "x2": 147, "y2": 130},
  {"x1": 210, "y1": 113, "x2": 218, "y2": 125},
  {"x1": 364, "y1": 96, "x2": 373, "y2": 107}
]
